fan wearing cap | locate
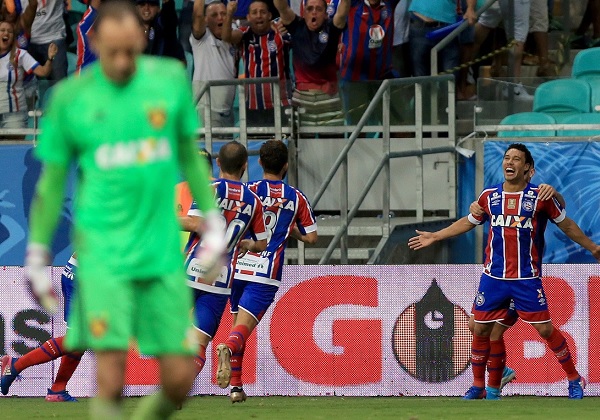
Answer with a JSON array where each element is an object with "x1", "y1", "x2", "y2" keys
[{"x1": 136, "y1": 0, "x2": 186, "y2": 63}]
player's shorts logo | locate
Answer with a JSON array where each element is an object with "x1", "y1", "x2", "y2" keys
[
  {"x1": 90, "y1": 317, "x2": 108, "y2": 338},
  {"x1": 475, "y1": 292, "x2": 485, "y2": 306},
  {"x1": 368, "y1": 25, "x2": 385, "y2": 49}
]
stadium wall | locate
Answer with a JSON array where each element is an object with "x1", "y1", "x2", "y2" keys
[{"x1": 2, "y1": 264, "x2": 599, "y2": 398}]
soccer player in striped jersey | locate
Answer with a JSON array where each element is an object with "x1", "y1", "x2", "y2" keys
[
  {"x1": 1, "y1": 254, "x2": 83, "y2": 402},
  {"x1": 181, "y1": 141, "x2": 267, "y2": 383},
  {"x1": 409, "y1": 143, "x2": 600, "y2": 400},
  {"x1": 222, "y1": 0, "x2": 291, "y2": 127},
  {"x1": 215, "y1": 140, "x2": 318, "y2": 403}
]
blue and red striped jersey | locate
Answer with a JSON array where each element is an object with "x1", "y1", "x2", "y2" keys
[
  {"x1": 468, "y1": 183, "x2": 565, "y2": 280},
  {"x1": 76, "y1": 5, "x2": 98, "y2": 74},
  {"x1": 339, "y1": 0, "x2": 398, "y2": 81},
  {"x1": 235, "y1": 180, "x2": 317, "y2": 286},
  {"x1": 185, "y1": 179, "x2": 267, "y2": 294},
  {"x1": 239, "y1": 27, "x2": 291, "y2": 109}
]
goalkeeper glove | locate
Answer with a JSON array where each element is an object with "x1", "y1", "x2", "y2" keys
[
  {"x1": 194, "y1": 210, "x2": 227, "y2": 283},
  {"x1": 25, "y1": 243, "x2": 58, "y2": 314}
]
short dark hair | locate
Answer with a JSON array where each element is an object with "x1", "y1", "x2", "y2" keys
[
  {"x1": 259, "y1": 140, "x2": 288, "y2": 175},
  {"x1": 248, "y1": 0, "x2": 270, "y2": 12},
  {"x1": 506, "y1": 143, "x2": 534, "y2": 167},
  {"x1": 218, "y1": 141, "x2": 248, "y2": 174},
  {"x1": 95, "y1": 0, "x2": 145, "y2": 33}
]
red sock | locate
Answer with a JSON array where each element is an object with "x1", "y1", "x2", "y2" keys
[
  {"x1": 225, "y1": 325, "x2": 250, "y2": 355},
  {"x1": 14, "y1": 336, "x2": 67, "y2": 373},
  {"x1": 194, "y1": 345, "x2": 207, "y2": 375},
  {"x1": 230, "y1": 347, "x2": 245, "y2": 387},
  {"x1": 546, "y1": 328, "x2": 579, "y2": 380},
  {"x1": 471, "y1": 334, "x2": 490, "y2": 388},
  {"x1": 50, "y1": 352, "x2": 83, "y2": 393},
  {"x1": 487, "y1": 339, "x2": 506, "y2": 388}
]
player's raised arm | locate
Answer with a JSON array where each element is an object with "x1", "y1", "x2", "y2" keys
[
  {"x1": 556, "y1": 217, "x2": 600, "y2": 261},
  {"x1": 333, "y1": 0, "x2": 350, "y2": 29},
  {"x1": 273, "y1": 0, "x2": 295, "y2": 25},
  {"x1": 408, "y1": 216, "x2": 477, "y2": 250},
  {"x1": 191, "y1": 0, "x2": 208, "y2": 39},
  {"x1": 222, "y1": 0, "x2": 243, "y2": 44}
]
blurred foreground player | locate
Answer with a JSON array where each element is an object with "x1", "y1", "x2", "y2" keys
[
  {"x1": 1, "y1": 254, "x2": 82, "y2": 402},
  {"x1": 23, "y1": 1, "x2": 226, "y2": 418}
]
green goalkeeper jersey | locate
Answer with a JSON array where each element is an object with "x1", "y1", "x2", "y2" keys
[{"x1": 36, "y1": 56, "x2": 202, "y2": 279}]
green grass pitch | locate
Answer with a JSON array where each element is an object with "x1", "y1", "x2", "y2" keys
[{"x1": 1, "y1": 395, "x2": 599, "y2": 419}]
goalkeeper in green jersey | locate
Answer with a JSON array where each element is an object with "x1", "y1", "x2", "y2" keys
[{"x1": 24, "y1": 1, "x2": 226, "y2": 418}]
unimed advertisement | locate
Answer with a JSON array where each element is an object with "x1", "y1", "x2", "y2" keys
[{"x1": 1, "y1": 265, "x2": 599, "y2": 397}]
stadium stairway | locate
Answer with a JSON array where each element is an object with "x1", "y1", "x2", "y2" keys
[{"x1": 284, "y1": 216, "x2": 455, "y2": 265}]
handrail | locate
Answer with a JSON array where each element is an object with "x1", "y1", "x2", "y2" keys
[
  {"x1": 311, "y1": 74, "x2": 455, "y2": 208},
  {"x1": 430, "y1": 0, "x2": 498, "y2": 76},
  {"x1": 319, "y1": 146, "x2": 457, "y2": 264}
]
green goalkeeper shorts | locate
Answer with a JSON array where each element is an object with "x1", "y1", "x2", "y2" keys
[{"x1": 65, "y1": 269, "x2": 197, "y2": 356}]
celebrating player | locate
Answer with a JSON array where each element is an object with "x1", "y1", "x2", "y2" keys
[
  {"x1": 23, "y1": 1, "x2": 226, "y2": 418},
  {"x1": 408, "y1": 143, "x2": 600, "y2": 400},
  {"x1": 182, "y1": 141, "x2": 267, "y2": 385},
  {"x1": 1, "y1": 254, "x2": 82, "y2": 402},
  {"x1": 215, "y1": 139, "x2": 318, "y2": 402}
]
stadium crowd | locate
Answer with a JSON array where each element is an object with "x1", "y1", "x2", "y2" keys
[{"x1": 0, "y1": 0, "x2": 597, "y2": 132}]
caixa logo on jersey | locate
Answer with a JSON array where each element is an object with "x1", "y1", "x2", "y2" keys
[
  {"x1": 490, "y1": 214, "x2": 533, "y2": 229},
  {"x1": 392, "y1": 279, "x2": 471, "y2": 382}
]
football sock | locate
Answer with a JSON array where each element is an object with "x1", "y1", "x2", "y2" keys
[
  {"x1": 90, "y1": 397, "x2": 123, "y2": 420},
  {"x1": 194, "y1": 344, "x2": 207, "y2": 374},
  {"x1": 546, "y1": 327, "x2": 579, "y2": 380},
  {"x1": 487, "y1": 339, "x2": 506, "y2": 389},
  {"x1": 225, "y1": 325, "x2": 250, "y2": 355},
  {"x1": 14, "y1": 336, "x2": 67, "y2": 373},
  {"x1": 230, "y1": 347, "x2": 245, "y2": 387},
  {"x1": 50, "y1": 352, "x2": 83, "y2": 393},
  {"x1": 471, "y1": 334, "x2": 490, "y2": 388},
  {"x1": 131, "y1": 390, "x2": 177, "y2": 420}
]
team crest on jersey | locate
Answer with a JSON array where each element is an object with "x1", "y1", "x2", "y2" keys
[
  {"x1": 17, "y1": 34, "x2": 28, "y2": 49},
  {"x1": 148, "y1": 108, "x2": 167, "y2": 129},
  {"x1": 475, "y1": 292, "x2": 485, "y2": 306},
  {"x1": 318, "y1": 30, "x2": 328, "y2": 43},
  {"x1": 380, "y1": 8, "x2": 388, "y2": 20},
  {"x1": 368, "y1": 25, "x2": 385, "y2": 49},
  {"x1": 90, "y1": 317, "x2": 108, "y2": 338},
  {"x1": 522, "y1": 199, "x2": 534, "y2": 212},
  {"x1": 267, "y1": 40, "x2": 277, "y2": 52},
  {"x1": 148, "y1": 27, "x2": 155, "y2": 41},
  {"x1": 507, "y1": 198, "x2": 517, "y2": 209},
  {"x1": 326, "y1": 4, "x2": 334, "y2": 16}
]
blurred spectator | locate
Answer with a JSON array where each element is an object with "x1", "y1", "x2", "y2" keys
[
  {"x1": 0, "y1": 21, "x2": 56, "y2": 134},
  {"x1": 222, "y1": 0, "x2": 291, "y2": 127},
  {"x1": 573, "y1": 0, "x2": 600, "y2": 48},
  {"x1": 338, "y1": 0, "x2": 401, "y2": 125},
  {"x1": 408, "y1": 0, "x2": 476, "y2": 77},
  {"x1": 469, "y1": 0, "x2": 532, "y2": 99},
  {"x1": 179, "y1": 0, "x2": 194, "y2": 53},
  {"x1": 226, "y1": 0, "x2": 279, "y2": 20},
  {"x1": 137, "y1": 0, "x2": 186, "y2": 62},
  {"x1": 190, "y1": 0, "x2": 237, "y2": 129},
  {"x1": 299, "y1": 0, "x2": 340, "y2": 18},
  {"x1": 76, "y1": 0, "x2": 101, "y2": 73},
  {"x1": 26, "y1": 0, "x2": 68, "y2": 81},
  {"x1": 528, "y1": 0, "x2": 553, "y2": 77},
  {"x1": 2, "y1": 0, "x2": 37, "y2": 49},
  {"x1": 392, "y1": 0, "x2": 410, "y2": 78},
  {"x1": 274, "y1": 0, "x2": 349, "y2": 127}
]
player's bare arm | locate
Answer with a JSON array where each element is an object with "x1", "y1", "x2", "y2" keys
[
  {"x1": 290, "y1": 225, "x2": 318, "y2": 244},
  {"x1": 556, "y1": 217, "x2": 600, "y2": 261},
  {"x1": 222, "y1": 0, "x2": 243, "y2": 44},
  {"x1": 238, "y1": 238, "x2": 267, "y2": 256},
  {"x1": 273, "y1": 0, "x2": 295, "y2": 25},
  {"x1": 333, "y1": 0, "x2": 350, "y2": 29},
  {"x1": 408, "y1": 216, "x2": 476, "y2": 250},
  {"x1": 179, "y1": 215, "x2": 203, "y2": 233},
  {"x1": 32, "y1": 43, "x2": 58, "y2": 78}
]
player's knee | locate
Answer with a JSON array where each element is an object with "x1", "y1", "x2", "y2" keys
[{"x1": 534, "y1": 322, "x2": 553, "y2": 339}]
